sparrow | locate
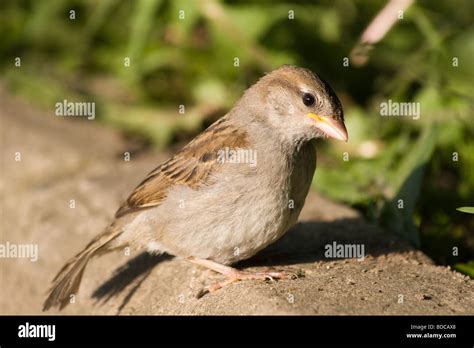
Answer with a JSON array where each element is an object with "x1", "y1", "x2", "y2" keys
[{"x1": 43, "y1": 65, "x2": 348, "y2": 310}]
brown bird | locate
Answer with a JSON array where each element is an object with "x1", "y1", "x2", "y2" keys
[{"x1": 43, "y1": 65, "x2": 348, "y2": 310}]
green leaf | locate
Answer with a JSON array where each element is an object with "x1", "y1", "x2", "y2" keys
[
  {"x1": 380, "y1": 124, "x2": 438, "y2": 246},
  {"x1": 127, "y1": 0, "x2": 163, "y2": 80},
  {"x1": 456, "y1": 207, "x2": 474, "y2": 214},
  {"x1": 225, "y1": 5, "x2": 279, "y2": 41},
  {"x1": 454, "y1": 261, "x2": 474, "y2": 278}
]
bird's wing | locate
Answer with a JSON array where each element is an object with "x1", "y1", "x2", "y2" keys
[{"x1": 115, "y1": 116, "x2": 249, "y2": 218}]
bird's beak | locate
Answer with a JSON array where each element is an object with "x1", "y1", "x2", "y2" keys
[{"x1": 308, "y1": 113, "x2": 348, "y2": 142}]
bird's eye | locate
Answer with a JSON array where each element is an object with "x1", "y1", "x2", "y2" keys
[{"x1": 302, "y1": 93, "x2": 316, "y2": 107}]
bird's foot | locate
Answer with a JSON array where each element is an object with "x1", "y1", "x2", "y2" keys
[
  {"x1": 204, "y1": 269, "x2": 297, "y2": 293},
  {"x1": 188, "y1": 257, "x2": 298, "y2": 297}
]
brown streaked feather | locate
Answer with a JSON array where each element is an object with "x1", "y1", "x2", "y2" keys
[
  {"x1": 43, "y1": 222, "x2": 122, "y2": 310},
  {"x1": 115, "y1": 116, "x2": 249, "y2": 218}
]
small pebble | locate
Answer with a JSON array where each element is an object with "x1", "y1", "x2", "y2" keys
[{"x1": 415, "y1": 294, "x2": 432, "y2": 300}]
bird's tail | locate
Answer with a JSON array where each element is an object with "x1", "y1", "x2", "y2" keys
[{"x1": 43, "y1": 224, "x2": 122, "y2": 311}]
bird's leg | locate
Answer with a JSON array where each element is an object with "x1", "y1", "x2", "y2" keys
[{"x1": 188, "y1": 257, "x2": 297, "y2": 295}]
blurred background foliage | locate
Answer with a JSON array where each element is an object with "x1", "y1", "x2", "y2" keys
[{"x1": 0, "y1": 0, "x2": 473, "y2": 276}]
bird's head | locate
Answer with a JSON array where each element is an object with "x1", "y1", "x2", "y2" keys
[{"x1": 246, "y1": 65, "x2": 348, "y2": 143}]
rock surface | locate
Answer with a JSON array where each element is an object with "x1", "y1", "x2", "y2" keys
[{"x1": 1, "y1": 85, "x2": 473, "y2": 315}]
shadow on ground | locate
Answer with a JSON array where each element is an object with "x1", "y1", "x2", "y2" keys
[{"x1": 92, "y1": 253, "x2": 174, "y2": 312}]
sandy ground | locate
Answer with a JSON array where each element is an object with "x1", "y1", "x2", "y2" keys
[{"x1": 0, "y1": 84, "x2": 473, "y2": 315}]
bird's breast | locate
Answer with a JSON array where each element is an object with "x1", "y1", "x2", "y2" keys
[{"x1": 154, "y1": 140, "x2": 316, "y2": 265}]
